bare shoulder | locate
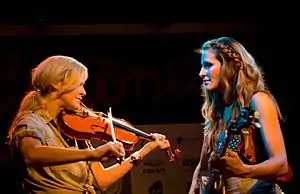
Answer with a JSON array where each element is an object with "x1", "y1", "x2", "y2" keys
[
  {"x1": 250, "y1": 91, "x2": 277, "y2": 112},
  {"x1": 249, "y1": 91, "x2": 281, "y2": 128}
]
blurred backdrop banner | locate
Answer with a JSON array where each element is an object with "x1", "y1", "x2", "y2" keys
[{"x1": 130, "y1": 123, "x2": 203, "y2": 194}]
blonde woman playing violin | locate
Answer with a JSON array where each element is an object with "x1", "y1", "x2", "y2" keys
[{"x1": 7, "y1": 55, "x2": 170, "y2": 194}]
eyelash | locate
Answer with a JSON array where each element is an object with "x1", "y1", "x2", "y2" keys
[{"x1": 203, "y1": 64, "x2": 212, "y2": 68}]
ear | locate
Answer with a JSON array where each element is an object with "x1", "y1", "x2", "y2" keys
[{"x1": 51, "y1": 81, "x2": 62, "y2": 91}]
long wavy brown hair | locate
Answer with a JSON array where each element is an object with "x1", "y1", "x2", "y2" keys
[{"x1": 197, "y1": 37, "x2": 282, "y2": 153}]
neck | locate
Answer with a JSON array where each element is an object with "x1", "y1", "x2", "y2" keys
[
  {"x1": 44, "y1": 99, "x2": 61, "y2": 122},
  {"x1": 215, "y1": 97, "x2": 231, "y2": 110}
]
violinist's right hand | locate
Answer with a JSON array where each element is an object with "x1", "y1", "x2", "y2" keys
[
  {"x1": 90, "y1": 141, "x2": 125, "y2": 161},
  {"x1": 106, "y1": 141, "x2": 126, "y2": 158}
]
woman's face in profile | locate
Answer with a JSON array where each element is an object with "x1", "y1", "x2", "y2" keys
[
  {"x1": 199, "y1": 49, "x2": 221, "y2": 91},
  {"x1": 60, "y1": 81, "x2": 86, "y2": 110}
]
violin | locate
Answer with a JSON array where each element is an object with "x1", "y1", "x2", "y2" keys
[{"x1": 58, "y1": 103, "x2": 181, "y2": 162}]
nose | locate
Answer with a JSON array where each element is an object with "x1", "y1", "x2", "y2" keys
[
  {"x1": 199, "y1": 67, "x2": 206, "y2": 78},
  {"x1": 80, "y1": 86, "x2": 86, "y2": 97}
]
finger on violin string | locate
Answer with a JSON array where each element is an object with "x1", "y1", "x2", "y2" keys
[
  {"x1": 150, "y1": 133, "x2": 158, "y2": 140},
  {"x1": 150, "y1": 133, "x2": 166, "y2": 141},
  {"x1": 159, "y1": 134, "x2": 166, "y2": 139}
]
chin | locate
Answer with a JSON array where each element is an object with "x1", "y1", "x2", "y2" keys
[
  {"x1": 67, "y1": 103, "x2": 80, "y2": 110},
  {"x1": 205, "y1": 85, "x2": 217, "y2": 91}
]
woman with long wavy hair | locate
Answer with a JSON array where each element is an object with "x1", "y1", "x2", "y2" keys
[{"x1": 189, "y1": 37, "x2": 290, "y2": 194}]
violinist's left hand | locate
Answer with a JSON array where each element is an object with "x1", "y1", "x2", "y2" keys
[
  {"x1": 210, "y1": 148, "x2": 249, "y2": 177},
  {"x1": 150, "y1": 133, "x2": 171, "y2": 150},
  {"x1": 137, "y1": 133, "x2": 171, "y2": 160},
  {"x1": 142, "y1": 133, "x2": 170, "y2": 152}
]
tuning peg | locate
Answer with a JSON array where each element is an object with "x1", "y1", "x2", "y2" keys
[{"x1": 253, "y1": 111, "x2": 260, "y2": 119}]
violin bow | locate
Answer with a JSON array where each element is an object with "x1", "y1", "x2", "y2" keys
[{"x1": 107, "y1": 107, "x2": 124, "y2": 163}]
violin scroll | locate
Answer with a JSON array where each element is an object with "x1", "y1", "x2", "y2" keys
[{"x1": 166, "y1": 148, "x2": 181, "y2": 162}]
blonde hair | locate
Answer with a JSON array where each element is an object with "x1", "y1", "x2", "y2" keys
[
  {"x1": 197, "y1": 37, "x2": 282, "y2": 153},
  {"x1": 8, "y1": 55, "x2": 88, "y2": 140}
]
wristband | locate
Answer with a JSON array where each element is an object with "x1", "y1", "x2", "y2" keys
[{"x1": 130, "y1": 152, "x2": 142, "y2": 166}]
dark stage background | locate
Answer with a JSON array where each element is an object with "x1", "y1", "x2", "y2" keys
[{"x1": 0, "y1": 13, "x2": 297, "y2": 193}]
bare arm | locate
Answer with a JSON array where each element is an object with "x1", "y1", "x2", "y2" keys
[
  {"x1": 19, "y1": 137, "x2": 109, "y2": 166},
  {"x1": 189, "y1": 140, "x2": 207, "y2": 194},
  {"x1": 189, "y1": 162, "x2": 201, "y2": 194},
  {"x1": 243, "y1": 92, "x2": 288, "y2": 179}
]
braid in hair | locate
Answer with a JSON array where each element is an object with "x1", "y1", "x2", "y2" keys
[{"x1": 215, "y1": 43, "x2": 244, "y2": 70}]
